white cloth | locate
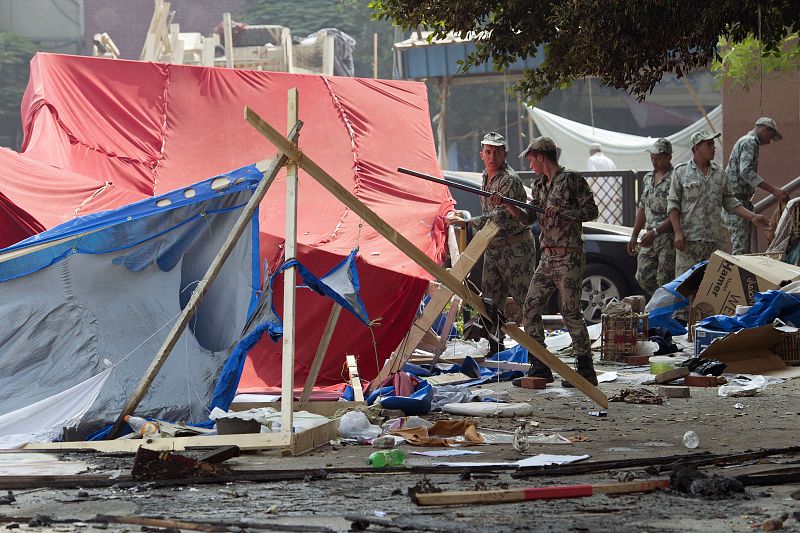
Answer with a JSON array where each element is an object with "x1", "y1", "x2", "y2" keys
[{"x1": 587, "y1": 152, "x2": 617, "y2": 171}]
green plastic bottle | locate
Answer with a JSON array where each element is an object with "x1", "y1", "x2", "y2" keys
[{"x1": 367, "y1": 449, "x2": 405, "y2": 467}]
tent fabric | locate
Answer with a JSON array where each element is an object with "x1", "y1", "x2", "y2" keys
[
  {"x1": 0, "y1": 170, "x2": 260, "y2": 436},
  {"x1": 528, "y1": 105, "x2": 723, "y2": 171},
  {"x1": 3, "y1": 53, "x2": 454, "y2": 390}
]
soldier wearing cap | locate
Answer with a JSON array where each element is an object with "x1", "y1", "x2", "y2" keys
[
  {"x1": 496, "y1": 136, "x2": 599, "y2": 387},
  {"x1": 627, "y1": 138, "x2": 676, "y2": 298},
  {"x1": 470, "y1": 132, "x2": 536, "y2": 355},
  {"x1": 724, "y1": 117, "x2": 790, "y2": 254},
  {"x1": 667, "y1": 130, "x2": 770, "y2": 280}
]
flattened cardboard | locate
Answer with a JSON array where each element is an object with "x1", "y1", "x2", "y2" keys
[
  {"x1": 693, "y1": 252, "x2": 800, "y2": 316},
  {"x1": 700, "y1": 324, "x2": 800, "y2": 378}
]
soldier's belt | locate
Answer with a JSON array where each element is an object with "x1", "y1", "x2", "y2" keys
[{"x1": 541, "y1": 246, "x2": 582, "y2": 256}]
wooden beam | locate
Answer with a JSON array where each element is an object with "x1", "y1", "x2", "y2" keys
[
  {"x1": 243, "y1": 108, "x2": 607, "y2": 409},
  {"x1": 106, "y1": 119, "x2": 304, "y2": 439},
  {"x1": 428, "y1": 296, "x2": 461, "y2": 367},
  {"x1": 281, "y1": 88, "x2": 299, "y2": 436},
  {"x1": 346, "y1": 355, "x2": 364, "y2": 402},
  {"x1": 300, "y1": 303, "x2": 342, "y2": 402},
  {"x1": 230, "y1": 400, "x2": 365, "y2": 418},
  {"x1": 223, "y1": 12, "x2": 234, "y2": 68}
]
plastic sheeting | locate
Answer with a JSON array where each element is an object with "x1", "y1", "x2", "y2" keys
[
  {"x1": 529, "y1": 106, "x2": 723, "y2": 171},
  {"x1": 699, "y1": 290, "x2": 800, "y2": 332},
  {"x1": 2, "y1": 53, "x2": 454, "y2": 390},
  {"x1": 0, "y1": 169, "x2": 260, "y2": 436}
]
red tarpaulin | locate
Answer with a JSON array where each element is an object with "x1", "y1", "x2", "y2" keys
[{"x1": 2, "y1": 53, "x2": 454, "y2": 390}]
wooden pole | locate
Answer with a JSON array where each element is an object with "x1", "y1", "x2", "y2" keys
[
  {"x1": 682, "y1": 77, "x2": 717, "y2": 134},
  {"x1": 299, "y1": 303, "x2": 342, "y2": 402},
  {"x1": 373, "y1": 32, "x2": 378, "y2": 79},
  {"x1": 413, "y1": 479, "x2": 670, "y2": 506},
  {"x1": 243, "y1": 109, "x2": 608, "y2": 409},
  {"x1": 281, "y1": 88, "x2": 299, "y2": 435},
  {"x1": 223, "y1": 12, "x2": 234, "y2": 68},
  {"x1": 106, "y1": 119, "x2": 304, "y2": 439}
]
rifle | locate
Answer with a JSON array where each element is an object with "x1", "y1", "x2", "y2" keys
[{"x1": 397, "y1": 167, "x2": 549, "y2": 217}]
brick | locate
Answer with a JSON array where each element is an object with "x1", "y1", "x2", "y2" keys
[
  {"x1": 625, "y1": 355, "x2": 650, "y2": 366},
  {"x1": 658, "y1": 386, "x2": 691, "y2": 398},
  {"x1": 684, "y1": 374, "x2": 719, "y2": 387},
  {"x1": 518, "y1": 377, "x2": 548, "y2": 389}
]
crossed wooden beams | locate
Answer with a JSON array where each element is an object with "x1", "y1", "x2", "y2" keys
[{"x1": 244, "y1": 106, "x2": 608, "y2": 409}]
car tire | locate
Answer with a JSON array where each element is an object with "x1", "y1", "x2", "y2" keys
[{"x1": 580, "y1": 263, "x2": 629, "y2": 324}]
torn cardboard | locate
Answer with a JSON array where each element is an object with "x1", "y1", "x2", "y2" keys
[
  {"x1": 699, "y1": 324, "x2": 800, "y2": 379},
  {"x1": 693, "y1": 252, "x2": 800, "y2": 316}
]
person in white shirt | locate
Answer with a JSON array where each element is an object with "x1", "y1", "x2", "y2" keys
[
  {"x1": 586, "y1": 143, "x2": 619, "y2": 223},
  {"x1": 587, "y1": 143, "x2": 617, "y2": 171}
]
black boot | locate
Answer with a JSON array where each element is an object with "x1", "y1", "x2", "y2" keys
[
  {"x1": 486, "y1": 335, "x2": 506, "y2": 357},
  {"x1": 561, "y1": 356, "x2": 598, "y2": 387},
  {"x1": 527, "y1": 357, "x2": 554, "y2": 383}
]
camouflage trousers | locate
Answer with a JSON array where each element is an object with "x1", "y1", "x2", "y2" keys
[
  {"x1": 481, "y1": 236, "x2": 536, "y2": 321},
  {"x1": 722, "y1": 201, "x2": 753, "y2": 255},
  {"x1": 635, "y1": 233, "x2": 676, "y2": 297},
  {"x1": 675, "y1": 240, "x2": 718, "y2": 278},
  {"x1": 522, "y1": 251, "x2": 591, "y2": 358}
]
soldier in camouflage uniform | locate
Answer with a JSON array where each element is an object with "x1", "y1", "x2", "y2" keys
[
  {"x1": 668, "y1": 130, "x2": 770, "y2": 280},
  {"x1": 469, "y1": 132, "x2": 536, "y2": 354},
  {"x1": 497, "y1": 137, "x2": 599, "y2": 387},
  {"x1": 724, "y1": 117, "x2": 789, "y2": 254},
  {"x1": 627, "y1": 138, "x2": 676, "y2": 298}
]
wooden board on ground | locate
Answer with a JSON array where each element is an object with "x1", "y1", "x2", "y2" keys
[
  {"x1": 21, "y1": 419, "x2": 339, "y2": 455},
  {"x1": 409, "y1": 354, "x2": 487, "y2": 366},
  {"x1": 230, "y1": 400, "x2": 366, "y2": 418},
  {"x1": 480, "y1": 360, "x2": 531, "y2": 372},
  {"x1": 346, "y1": 354, "x2": 364, "y2": 402}
]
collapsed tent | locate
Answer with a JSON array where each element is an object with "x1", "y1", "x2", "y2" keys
[
  {"x1": 528, "y1": 105, "x2": 723, "y2": 171},
  {"x1": 1, "y1": 53, "x2": 454, "y2": 391},
  {"x1": 0, "y1": 167, "x2": 262, "y2": 438}
]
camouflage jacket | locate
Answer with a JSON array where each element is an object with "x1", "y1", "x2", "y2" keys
[
  {"x1": 525, "y1": 167, "x2": 599, "y2": 249},
  {"x1": 725, "y1": 131, "x2": 762, "y2": 202},
  {"x1": 667, "y1": 160, "x2": 741, "y2": 242},
  {"x1": 475, "y1": 162, "x2": 530, "y2": 240},
  {"x1": 638, "y1": 166, "x2": 673, "y2": 230}
]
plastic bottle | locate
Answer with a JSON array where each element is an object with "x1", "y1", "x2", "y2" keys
[
  {"x1": 124, "y1": 415, "x2": 161, "y2": 438},
  {"x1": 682, "y1": 430, "x2": 700, "y2": 449},
  {"x1": 367, "y1": 449, "x2": 405, "y2": 467}
]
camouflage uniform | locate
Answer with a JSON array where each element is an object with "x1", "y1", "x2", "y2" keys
[
  {"x1": 724, "y1": 131, "x2": 761, "y2": 254},
  {"x1": 473, "y1": 162, "x2": 536, "y2": 319},
  {"x1": 520, "y1": 167, "x2": 599, "y2": 359},
  {"x1": 635, "y1": 166, "x2": 676, "y2": 296},
  {"x1": 667, "y1": 160, "x2": 742, "y2": 277}
]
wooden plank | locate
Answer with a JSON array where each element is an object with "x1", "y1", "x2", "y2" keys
[
  {"x1": 346, "y1": 355, "x2": 364, "y2": 402},
  {"x1": 230, "y1": 400, "x2": 365, "y2": 418},
  {"x1": 106, "y1": 119, "x2": 304, "y2": 439},
  {"x1": 480, "y1": 360, "x2": 531, "y2": 372},
  {"x1": 281, "y1": 88, "x2": 299, "y2": 436},
  {"x1": 367, "y1": 221, "x2": 498, "y2": 393},
  {"x1": 223, "y1": 12, "x2": 234, "y2": 68},
  {"x1": 428, "y1": 296, "x2": 461, "y2": 366},
  {"x1": 413, "y1": 479, "x2": 670, "y2": 506},
  {"x1": 300, "y1": 303, "x2": 343, "y2": 402},
  {"x1": 243, "y1": 108, "x2": 608, "y2": 409},
  {"x1": 24, "y1": 432, "x2": 293, "y2": 453},
  {"x1": 201, "y1": 35, "x2": 215, "y2": 66},
  {"x1": 291, "y1": 418, "x2": 339, "y2": 455}
]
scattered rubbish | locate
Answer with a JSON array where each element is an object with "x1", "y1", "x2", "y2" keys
[
  {"x1": 338, "y1": 411, "x2": 381, "y2": 440},
  {"x1": 597, "y1": 372, "x2": 618, "y2": 383},
  {"x1": 682, "y1": 431, "x2": 700, "y2": 449},
  {"x1": 383, "y1": 416, "x2": 433, "y2": 433},
  {"x1": 733, "y1": 403, "x2": 745, "y2": 410},
  {"x1": 124, "y1": 415, "x2": 212, "y2": 438},
  {"x1": 391, "y1": 419, "x2": 484, "y2": 447},
  {"x1": 609, "y1": 388, "x2": 662, "y2": 405},
  {"x1": 131, "y1": 447, "x2": 232, "y2": 481},
  {"x1": 432, "y1": 453, "x2": 589, "y2": 468},
  {"x1": 371, "y1": 435, "x2": 396, "y2": 449},
  {"x1": 410, "y1": 449, "x2": 483, "y2": 458},
  {"x1": 669, "y1": 464, "x2": 744, "y2": 499},
  {"x1": 761, "y1": 513, "x2": 789, "y2": 531},
  {"x1": 718, "y1": 375, "x2": 768, "y2": 397},
  {"x1": 588, "y1": 410, "x2": 608, "y2": 417},
  {"x1": 367, "y1": 449, "x2": 405, "y2": 468},
  {"x1": 678, "y1": 358, "x2": 727, "y2": 376},
  {"x1": 512, "y1": 424, "x2": 530, "y2": 452},
  {"x1": 649, "y1": 355, "x2": 678, "y2": 375},
  {"x1": 442, "y1": 402, "x2": 534, "y2": 417},
  {"x1": 0, "y1": 491, "x2": 15, "y2": 505}
]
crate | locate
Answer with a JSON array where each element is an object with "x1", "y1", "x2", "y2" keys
[
  {"x1": 601, "y1": 312, "x2": 648, "y2": 362},
  {"x1": 775, "y1": 329, "x2": 800, "y2": 367}
]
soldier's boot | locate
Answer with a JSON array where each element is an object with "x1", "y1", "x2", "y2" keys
[
  {"x1": 512, "y1": 357, "x2": 553, "y2": 387},
  {"x1": 561, "y1": 356, "x2": 598, "y2": 388}
]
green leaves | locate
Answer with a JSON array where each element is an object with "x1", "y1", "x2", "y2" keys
[
  {"x1": 713, "y1": 33, "x2": 800, "y2": 91},
  {"x1": 0, "y1": 29, "x2": 36, "y2": 121}
]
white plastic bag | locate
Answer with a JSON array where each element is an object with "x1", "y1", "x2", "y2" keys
[
  {"x1": 718, "y1": 375, "x2": 768, "y2": 397},
  {"x1": 337, "y1": 411, "x2": 381, "y2": 439}
]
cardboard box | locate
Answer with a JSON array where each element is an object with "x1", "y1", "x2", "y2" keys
[
  {"x1": 700, "y1": 324, "x2": 800, "y2": 378},
  {"x1": 693, "y1": 252, "x2": 800, "y2": 316},
  {"x1": 694, "y1": 325, "x2": 731, "y2": 356}
]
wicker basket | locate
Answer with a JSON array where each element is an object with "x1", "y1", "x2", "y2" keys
[
  {"x1": 775, "y1": 330, "x2": 800, "y2": 367},
  {"x1": 601, "y1": 312, "x2": 648, "y2": 362}
]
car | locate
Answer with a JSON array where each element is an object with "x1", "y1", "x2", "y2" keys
[{"x1": 443, "y1": 171, "x2": 642, "y2": 323}]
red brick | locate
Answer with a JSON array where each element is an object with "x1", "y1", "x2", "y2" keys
[
  {"x1": 518, "y1": 377, "x2": 548, "y2": 389},
  {"x1": 625, "y1": 355, "x2": 650, "y2": 366},
  {"x1": 684, "y1": 374, "x2": 718, "y2": 387}
]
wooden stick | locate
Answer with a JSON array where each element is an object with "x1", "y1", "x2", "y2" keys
[
  {"x1": 300, "y1": 303, "x2": 342, "y2": 402},
  {"x1": 346, "y1": 355, "x2": 364, "y2": 401},
  {"x1": 682, "y1": 77, "x2": 717, "y2": 134},
  {"x1": 413, "y1": 479, "x2": 670, "y2": 506},
  {"x1": 223, "y1": 12, "x2": 234, "y2": 68},
  {"x1": 106, "y1": 120, "x2": 303, "y2": 439},
  {"x1": 281, "y1": 88, "x2": 299, "y2": 436},
  {"x1": 243, "y1": 108, "x2": 608, "y2": 409}
]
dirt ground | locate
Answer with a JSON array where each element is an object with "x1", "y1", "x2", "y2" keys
[{"x1": 2, "y1": 343, "x2": 800, "y2": 533}]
